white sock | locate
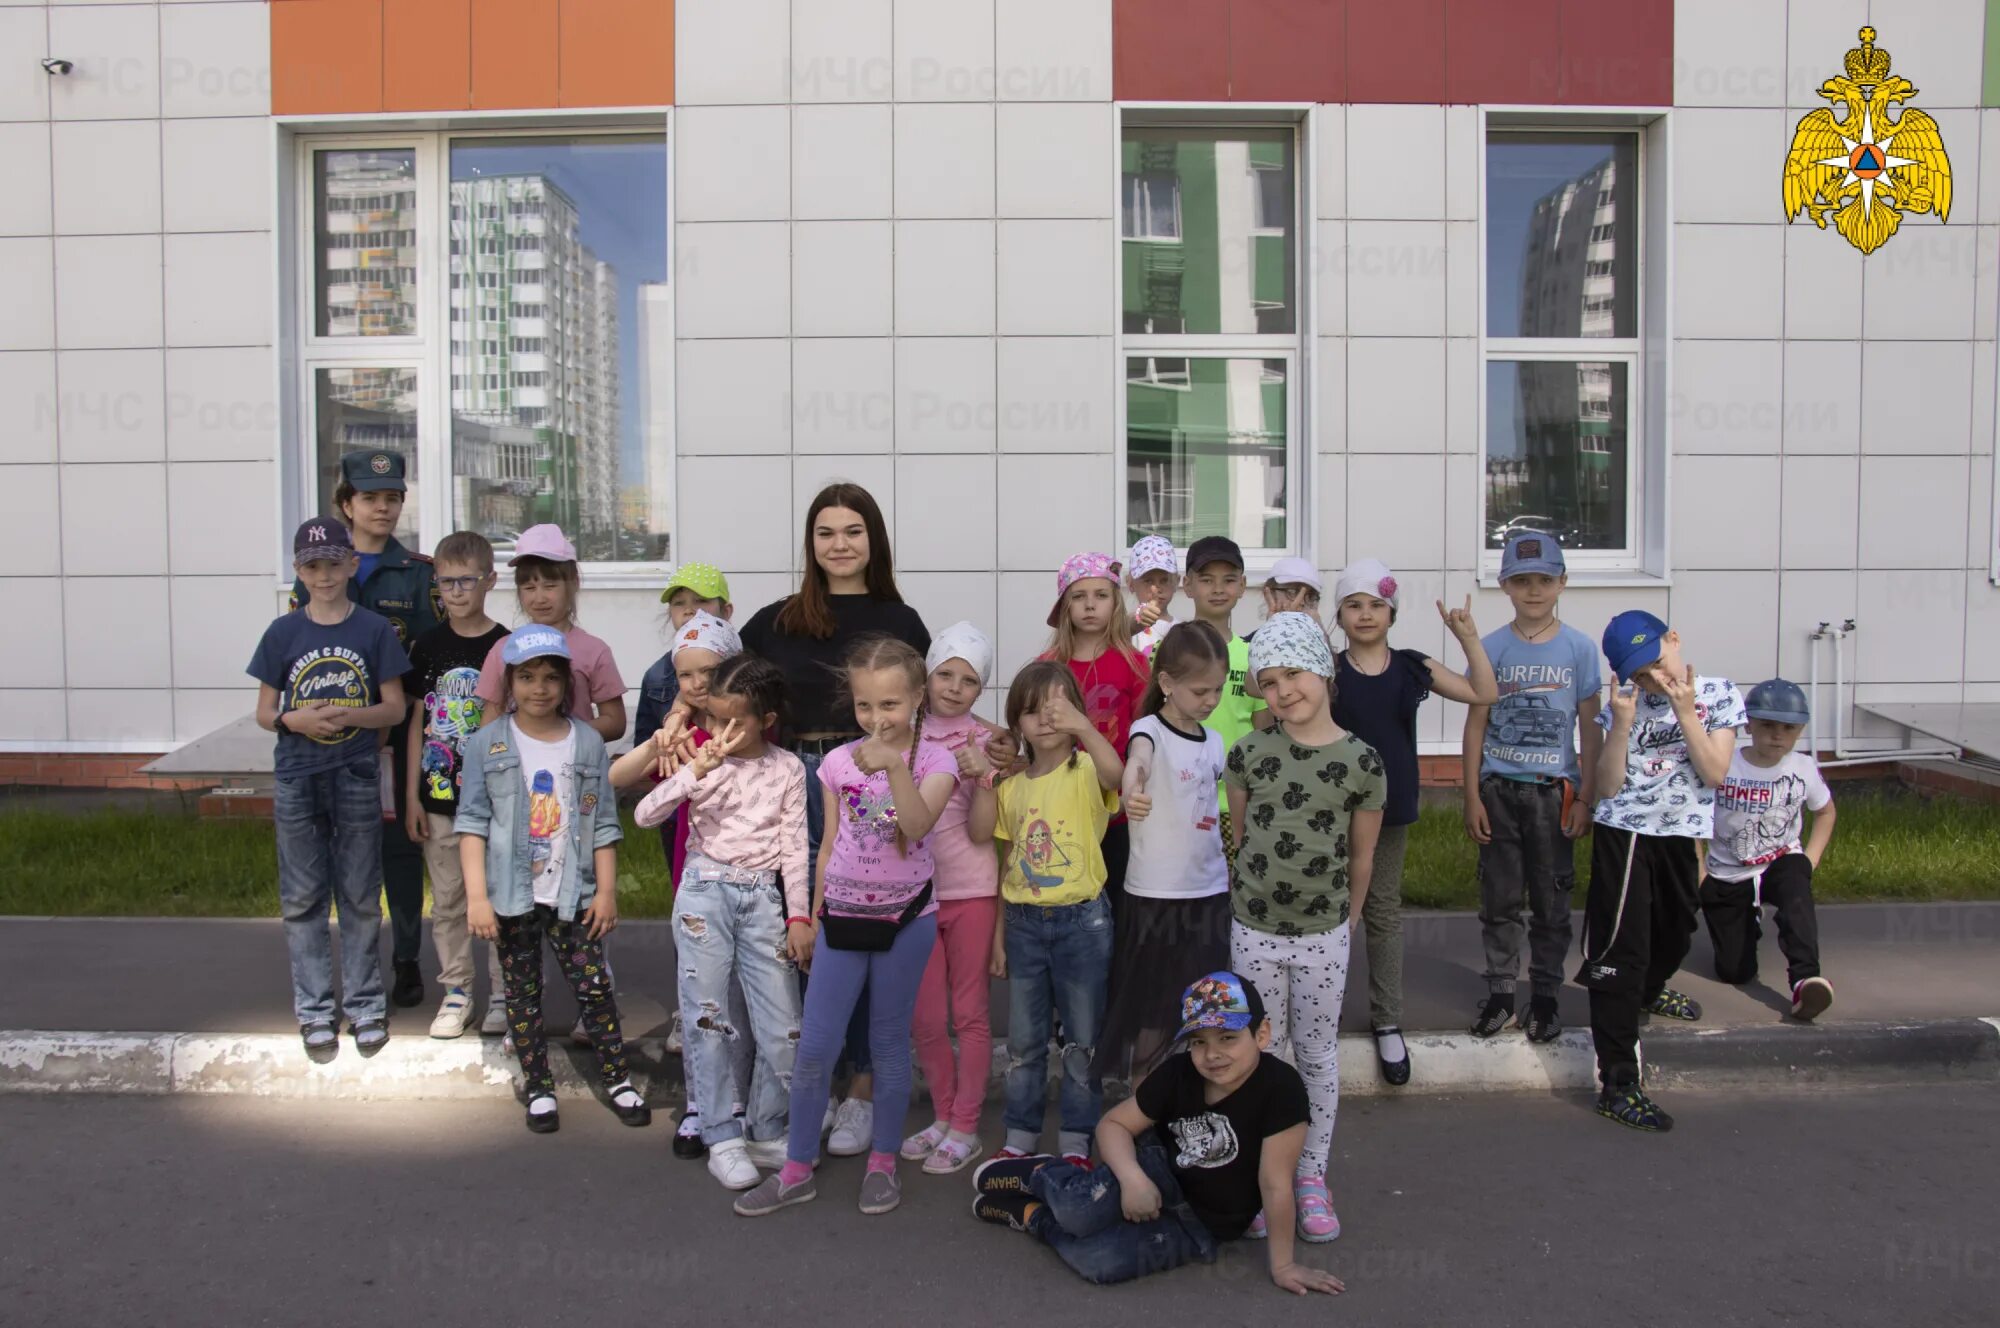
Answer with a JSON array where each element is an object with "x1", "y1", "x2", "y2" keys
[
  {"x1": 1376, "y1": 1030, "x2": 1408, "y2": 1063},
  {"x1": 528, "y1": 1094, "x2": 558, "y2": 1116}
]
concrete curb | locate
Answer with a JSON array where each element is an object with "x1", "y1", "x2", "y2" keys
[{"x1": 5, "y1": 1020, "x2": 1995, "y2": 1101}]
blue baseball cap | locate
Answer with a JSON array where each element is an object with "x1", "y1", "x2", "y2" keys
[
  {"x1": 1602, "y1": 610, "x2": 1669, "y2": 683},
  {"x1": 1744, "y1": 677, "x2": 1811, "y2": 724},
  {"x1": 1500, "y1": 530, "x2": 1566, "y2": 581},
  {"x1": 501, "y1": 625, "x2": 570, "y2": 666},
  {"x1": 1173, "y1": 972, "x2": 1267, "y2": 1044},
  {"x1": 292, "y1": 518, "x2": 354, "y2": 564}
]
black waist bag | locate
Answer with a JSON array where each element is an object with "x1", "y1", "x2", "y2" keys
[{"x1": 819, "y1": 881, "x2": 934, "y2": 952}]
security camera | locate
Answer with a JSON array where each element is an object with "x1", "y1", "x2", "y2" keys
[{"x1": 41, "y1": 58, "x2": 75, "y2": 75}]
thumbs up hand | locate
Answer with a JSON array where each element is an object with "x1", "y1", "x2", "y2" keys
[{"x1": 1125, "y1": 762, "x2": 1154, "y2": 823}]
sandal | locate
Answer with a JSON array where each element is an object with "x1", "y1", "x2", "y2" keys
[
  {"x1": 300, "y1": 1021, "x2": 339, "y2": 1064},
  {"x1": 921, "y1": 1135, "x2": 983, "y2": 1175},
  {"x1": 900, "y1": 1123, "x2": 947, "y2": 1161},
  {"x1": 1293, "y1": 1174, "x2": 1341, "y2": 1243},
  {"x1": 350, "y1": 1018, "x2": 389, "y2": 1058}
]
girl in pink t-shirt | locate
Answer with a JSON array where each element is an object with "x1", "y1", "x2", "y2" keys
[
  {"x1": 473, "y1": 525, "x2": 627, "y2": 744},
  {"x1": 901, "y1": 623, "x2": 1002, "y2": 1175},
  {"x1": 736, "y1": 637, "x2": 957, "y2": 1220}
]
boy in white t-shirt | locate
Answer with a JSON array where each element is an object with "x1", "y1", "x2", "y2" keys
[{"x1": 1699, "y1": 678, "x2": 1838, "y2": 1022}]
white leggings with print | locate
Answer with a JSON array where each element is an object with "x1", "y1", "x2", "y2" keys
[{"x1": 1230, "y1": 920, "x2": 1350, "y2": 1176}]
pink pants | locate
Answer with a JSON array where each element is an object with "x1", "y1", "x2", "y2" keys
[{"x1": 911, "y1": 895, "x2": 998, "y2": 1134}]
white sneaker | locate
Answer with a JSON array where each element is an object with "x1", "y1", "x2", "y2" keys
[
  {"x1": 428, "y1": 987, "x2": 473, "y2": 1039},
  {"x1": 706, "y1": 1138, "x2": 761, "y2": 1190},
  {"x1": 479, "y1": 1002, "x2": 508, "y2": 1036},
  {"x1": 745, "y1": 1137, "x2": 817, "y2": 1171},
  {"x1": 821, "y1": 1096, "x2": 839, "y2": 1134},
  {"x1": 827, "y1": 1098, "x2": 874, "y2": 1157},
  {"x1": 666, "y1": 1008, "x2": 684, "y2": 1056}
]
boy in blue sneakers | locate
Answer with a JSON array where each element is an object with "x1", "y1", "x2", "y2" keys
[{"x1": 1581, "y1": 611, "x2": 1744, "y2": 1131}]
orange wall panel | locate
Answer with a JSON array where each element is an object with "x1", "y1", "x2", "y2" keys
[
  {"x1": 384, "y1": 0, "x2": 471, "y2": 110},
  {"x1": 559, "y1": 0, "x2": 674, "y2": 107},
  {"x1": 270, "y1": 0, "x2": 385, "y2": 115},
  {"x1": 471, "y1": 0, "x2": 562, "y2": 109}
]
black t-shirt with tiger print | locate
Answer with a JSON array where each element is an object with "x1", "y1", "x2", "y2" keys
[{"x1": 1224, "y1": 728, "x2": 1386, "y2": 936}]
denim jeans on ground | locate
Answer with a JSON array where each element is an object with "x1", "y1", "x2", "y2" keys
[
  {"x1": 1029, "y1": 1141, "x2": 1218, "y2": 1285},
  {"x1": 797, "y1": 745, "x2": 872, "y2": 1079},
  {"x1": 1003, "y1": 893, "x2": 1114, "y2": 1150},
  {"x1": 674, "y1": 852, "x2": 803, "y2": 1147},
  {"x1": 275, "y1": 757, "x2": 387, "y2": 1026}
]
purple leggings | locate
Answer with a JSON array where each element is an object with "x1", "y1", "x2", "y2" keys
[{"x1": 786, "y1": 912, "x2": 938, "y2": 1165}]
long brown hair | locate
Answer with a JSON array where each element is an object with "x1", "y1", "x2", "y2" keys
[
  {"x1": 842, "y1": 634, "x2": 927, "y2": 856},
  {"x1": 1005, "y1": 660, "x2": 1087, "y2": 771},
  {"x1": 775, "y1": 483, "x2": 903, "y2": 639},
  {"x1": 1140, "y1": 619, "x2": 1229, "y2": 719},
  {"x1": 1045, "y1": 574, "x2": 1144, "y2": 673}
]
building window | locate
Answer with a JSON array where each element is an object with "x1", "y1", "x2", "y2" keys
[
  {"x1": 298, "y1": 131, "x2": 670, "y2": 565},
  {"x1": 1484, "y1": 129, "x2": 1641, "y2": 562},
  {"x1": 1121, "y1": 123, "x2": 1299, "y2": 557}
]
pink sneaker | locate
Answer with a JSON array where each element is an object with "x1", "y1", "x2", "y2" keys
[
  {"x1": 1245, "y1": 1210, "x2": 1268, "y2": 1239},
  {"x1": 1294, "y1": 1174, "x2": 1340, "y2": 1243}
]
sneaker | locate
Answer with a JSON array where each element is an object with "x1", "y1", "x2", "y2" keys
[
  {"x1": 1245, "y1": 1210, "x2": 1268, "y2": 1239},
  {"x1": 858, "y1": 1167, "x2": 901, "y2": 1216},
  {"x1": 1061, "y1": 1153, "x2": 1090, "y2": 1171},
  {"x1": 1791, "y1": 976, "x2": 1834, "y2": 1021},
  {"x1": 479, "y1": 1002, "x2": 508, "y2": 1036},
  {"x1": 745, "y1": 1137, "x2": 817, "y2": 1171},
  {"x1": 428, "y1": 987, "x2": 473, "y2": 1039},
  {"x1": 665, "y1": 1009, "x2": 683, "y2": 1055},
  {"x1": 821, "y1": 1096, "x2": 839, "y2": 1134},
  {"x1": 1523, "y1": 996, "x2": 1562, "y2": 1043},
  {"x1": 971, "y1": 1190, "x2": 1036, "y2": 1231},
  {"x1": 827, "y1": 1098, "x2": 874, "y2": 1157},
  {"x1": 673, "y1": 1108, "x2": 707, "y2": 1160},
  {"x1": 991, "y1": 1146, "x2": 1035, "y2": 1161},
  {"x1": 391, "y1": 959, "x2": 423, "y2": 1009},
  {"x1": 1470, "y1": 993, "x2": 1515, "y2": 1038},
  {"x1": 973, "y1": 1154, "x2": 1053, "y2": 1195},
  {"x1": 922, "y1": 1136, "x2": 983, "y2": 1176},
  {"x1": 1597, "y1": 1085, "x2": 1675, "y2": 1132},
  {"x1": 1293, "y1": 1174, "x2": 1340, "y2": 1243},
  {"x1": 734, "y1": 1170, "x2": 817, "y2": 1217},
  {"x1": 569, "y1": 1016, "x2": 593, "y2": 1048},
  {"x1": 1645, "y1": 988, "x2": 1702, "y2": 1022},
  {"x1": 706, "y1": 1139, "x2": 761, "y2": 1190},
  {"x1": 901, "y1": 1122, "x2": 948, "y2": 1161}
]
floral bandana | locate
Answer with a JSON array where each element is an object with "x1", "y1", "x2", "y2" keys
[
  {"x1": 1047, "y1": 551, "x2": 1123, "y2": 627},
  {"x1": 671, "y1": 609, "x2": 742, "y2": 661},
  {"x1": 926, "y1": 620, "x2": 994, "y2": 687},
  {"x1": 1248, "y1": 611, "x2": 1334, "y2": 679},
  {"x1": 1333, "y1": 557, "x2": 1399, "y2": 610}
]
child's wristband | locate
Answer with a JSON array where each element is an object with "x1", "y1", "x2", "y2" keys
[{"x1": 786, "y1": 915, "x2": 810, "y2": 927}]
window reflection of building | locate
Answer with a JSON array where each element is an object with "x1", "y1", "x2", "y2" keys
[{"x1": 318, "y1": 153, "x2": 418, "y2": 337}]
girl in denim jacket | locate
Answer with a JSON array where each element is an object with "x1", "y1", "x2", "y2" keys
[{"x1": 460, "y1": 625, "x2": 651, "y2": 1135}]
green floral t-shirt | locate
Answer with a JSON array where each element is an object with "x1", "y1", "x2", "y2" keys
[{"x1": 1224, "y1": 728, "x2": 1387, "y2": 936}]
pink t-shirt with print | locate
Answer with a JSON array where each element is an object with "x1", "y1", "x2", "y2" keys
[
  {"x1": 921, "y1": 711, "x2": 1001, "y2": 901},
  {"x1": 474, "y1": 625, "x2": 626, "y2": 720},
  {"x1": 817, "y1": 738, "x2": 956, "y2": 920}
]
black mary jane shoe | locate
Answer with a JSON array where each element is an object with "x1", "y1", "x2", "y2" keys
[
  {"x1": 526, "y1": 1106, "x2": 561, "y2": 1135},
  {"x1": 1372, "y1": 1027, "x2": 1412, "y2": 1086},
  {"x1": 673, "y1": 1108, "x2": 708, "y2": 1158},
  {"x1": 608, "y1": 1083, "x2": 653, "y2": 1128}
]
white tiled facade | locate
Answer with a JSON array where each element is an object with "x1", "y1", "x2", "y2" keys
[{"x1": 2, "y1": 0, "x2": 1997, "y2": 762}]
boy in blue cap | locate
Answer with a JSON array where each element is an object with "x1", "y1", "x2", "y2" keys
[
  {"x1": 1699, "y1": 678, "x2": 1838, "y2": 1021},
  {"x1": 1581, "y1": 611, "x2": 1745, "y2": 1131}
]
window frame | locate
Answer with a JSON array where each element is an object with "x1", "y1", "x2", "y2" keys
[
  {"x1": 285, "y1": 119, "x2": 673, "y2": 583},
  {"x1": 1478, "y1": 110, "x2": 1669, "y2": 584},
  {"x1": 1114, "y1": 106, "x2": 1314, "y2": 572}
]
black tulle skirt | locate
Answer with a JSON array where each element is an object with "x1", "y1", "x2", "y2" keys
[{"x1": 1093, "y1": 891, "x2": 1233, "y2": 1082}]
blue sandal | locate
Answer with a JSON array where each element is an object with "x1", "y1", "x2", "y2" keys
[
  {"x1": 351, "y1": 1019, "x2": 390, "y2": 1057},
  {"x1": 301, "y1": 1022, "x2": 339, "y2": 1064}
]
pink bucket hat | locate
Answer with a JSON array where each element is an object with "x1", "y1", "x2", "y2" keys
[
  {"x1": 508, "y1": 524, "x2": 578, "y2": 565},
  {"x1": 1048, "y1": 552, "x2": 1122, "y2": 627}
]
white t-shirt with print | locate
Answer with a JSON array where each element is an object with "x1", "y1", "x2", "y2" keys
[
  {"x1": 1593, "y1": 676, "x2": 1747, "y2": 839},
  {"x1": 514, "y1": 726, "x2": 577, "y2": 907},
  {"x1": 1123, "y1": 714, "x2": 1229, "y2": 899},
  {"x1": 1706, "y1": 749, "x2": 1832, "y2": 880}
]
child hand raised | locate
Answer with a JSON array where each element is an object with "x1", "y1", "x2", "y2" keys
[
  {"x1": 689, "y1": 716, "x2": 747, "y2": 779},
  {"x1": 854, "y1": 721, "x2": 906, "y2": 775},
  {"x1": 1436, "y1": 594, "x2": 1481, "y2": 646},
  {"x1": 1040, "y1": 689, "x2": 1093, "y2": 739},
  {"x1": 1124, "y1": 763, "x2": 1153, "y2": 823}
]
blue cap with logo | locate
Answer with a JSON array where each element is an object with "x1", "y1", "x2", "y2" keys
[
  {"x1": 340, "y1": 449, "x2": 407, "y2": 494},
  {"x1": 501, "y1": 624, "x2": 570, "y2": 666},
  {"x1": 1744, "y1": 677, "x2": 1811, "y2": 724},
  {"x1": 1172, "y1": 971, "x2": 1268, "y2": 1044},
  {"x1": 1602, "y1": 609, "x2": 1669, "y2": 683},
  {"x1": 1500, "y1": 529, "x2": 1566, "y2": 581},
  {"x1": 292, "y1": 517, "x2": 354, "y2": 564}
]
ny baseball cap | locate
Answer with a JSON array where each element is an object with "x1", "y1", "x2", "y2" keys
[
  {"x1": 501, "y1": 624, "x2": 570, "y2": 666},
  {"x1": 340, "y1": 449, "x2": 407, "y2": 493},
  {"x1": 1186, "y1": 535, "x2": 1245, "y2": 574},
  {"x1": 1173, "y1": 972, "x2": 1267, "y2": 1044},
  {"x1": 1500, "y1": 530, "x2": 1566, "y2": 581},
  {"x1": 1602, "y1": 609, "x2": 1669, "y2": 683},
  {"x1": 660, "y1": 562, "x2": 731, "y2": 604},
  {"x1": 292, "y1": 518, "x2": 354, "y2": 564},
  {"x1": 508, "y1": 524, "x2": 578, "y2": 565}
]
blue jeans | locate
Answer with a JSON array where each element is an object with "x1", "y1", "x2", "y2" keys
[
  {"x1": 1002, "y1": 893, "x2": 1114, "y2": 1153},
  {"x1": 1029, "y1": 1142, "x2": 1218, "y2": 1285},
  {"x1": 674, "y1": 852, "x2": 802, "y2": 1147},
  {"x1": 798, "y1": 745, "x2": 871, "y2": 1077},
  {"x1": 274, "y1": 758, "x2": 387, "y2": 1025},
  {"x1": 785, "y1": 911, "x2": 937, "y2": 1164}
]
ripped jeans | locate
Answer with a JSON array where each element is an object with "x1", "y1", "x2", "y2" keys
[
  {"x1": 1002, "y1": 894, "x2": 1114, "y2": 1158},
  {"x1": 674, "y1": 852, "x2": 802, "y2": 1148}
]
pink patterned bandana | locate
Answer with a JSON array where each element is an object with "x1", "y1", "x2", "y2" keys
[{"x1": 1048, "y1": 552, "x2": 1123, "y2": 627}]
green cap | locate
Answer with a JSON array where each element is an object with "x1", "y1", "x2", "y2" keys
[{"x1": 660, "y1": 562, "x2": 731, "y2": 604}]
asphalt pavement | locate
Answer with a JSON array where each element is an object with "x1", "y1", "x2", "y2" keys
[{"x1": 3, "y1": 1084, "x2": 1995, "y2": 1327}]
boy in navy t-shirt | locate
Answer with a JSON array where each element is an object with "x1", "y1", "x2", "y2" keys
[
  {"x1": 248, "y1": 519, "x2": 410, "y2": 1061},
  {"x1": 1463, "y1": 531, "x2": 1602, "y2": 1043}
]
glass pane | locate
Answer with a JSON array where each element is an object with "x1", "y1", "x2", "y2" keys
[
  {"x1": 1485, "y1": 360, "x2": 1629, "y2": 552},
  {"x1": 1127, "y1": 357, "x2": 1287, "y2": 551},
  {"x1": 315, "y1": 149, "x2": 419, "y2": 337},
  {"x1": 315, "y1": 367, "x2": 420, "y2": 546},
  {"x1": 1486, "y1": 132, "x2": 1637, "y2": 339},
  {"x1": 449, "y1": 135, "x2": 670, "y2": 564},
  {"x1": 1121, "y1": 128, "x2": 1296, "y2": 336}
]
